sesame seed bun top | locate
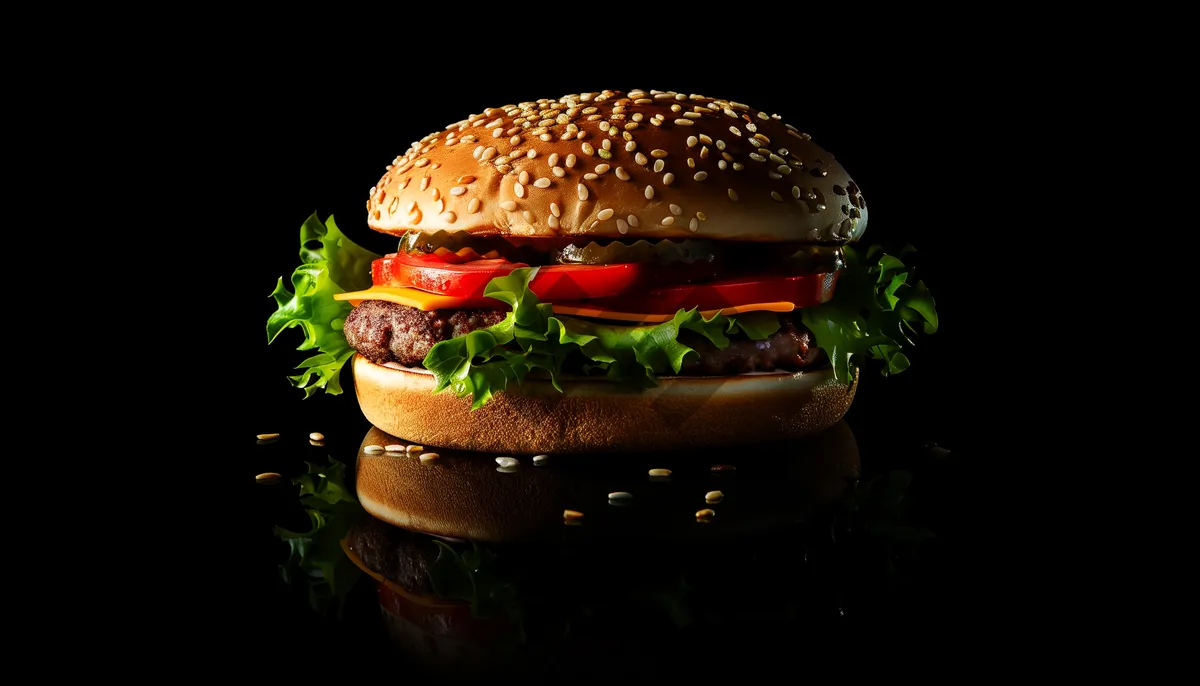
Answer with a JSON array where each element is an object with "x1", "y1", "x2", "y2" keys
[{"x1": 366, "y1": 89, "x2": 867, "y2": 243}]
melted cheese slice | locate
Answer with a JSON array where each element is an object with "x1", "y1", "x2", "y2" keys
[
  {"x1": 334, "y1": 287, "x2": 486, "y2": 311},
  {"x1": 549, "y1": 302, "x2": 795, "y2": 323},
  {"x1": 335, "y1": 286, "x2": 795, "y2": 323}
]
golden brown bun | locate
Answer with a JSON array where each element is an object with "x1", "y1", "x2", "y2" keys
[
  {"x1": 352, "y1": 354, "x2": 856, "y2": 455},
  {"x1": 365, "y1": 89, "x2": 866, "y2": 243},
  {"x1": 355, "y1": 421, "x2": 860, "y2": 543}
]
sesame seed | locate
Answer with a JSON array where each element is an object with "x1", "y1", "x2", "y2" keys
[
  {"x1": 308, "y1": 431, "x2": 325, "y2": 442},
  {"x1": 407, "y1": 200, "x2": 418, "y2": 213},
  {"x1": 533, "y1": 454, "x2": 550, "y2": 465},
  {"x1": 718, "y1": 160, "x2": 728, "y2": 170},
  {"x1": 687, "y1": 158, "x2": 696, "y2": 169},
  {"x1": 514, "y1": 182, "x2": 525, "y2": 198},
  {"x1": 654, "y1": 159, "x2": 665, "y2": 173},
  {"x1": 566, "y1": 154, "x2": 577, "y2": 168},
  {"x1": 256, "y1": 472, "x2": 281, "y2": 484},
  {"x1": 625, "y1": 141, "x2": 637, "y2": 152},
  {"x1": 597, "y1": 208, "x2": 614, "y2": 220},
  {"x1": 778, "y1": 165, "x2": 792, "y2": 175},
  {"x1": 663, "y1": 172, "x2": 675, "y2": 185},
  {"x1": 584, "y1": 173, "x2": 598, "y2": 180},
  {"x1": 689, "y1": 217, "x2": 699, "y2": 231},
  {"x1": 420, "y1": 177, "x2": 430, "y2": 191},
  {"x1": 635, "y1": 97, "x2": 652, "y2": 104},
  {"x1": 694, "y1": 171, "x2": 708, "y2": 181},
  {"x1": 509, "y1": 135, "x2": 520, "y2": 145},
  {"x1": 627, "y1": 215, "x2": 640, "y2": 227},
  {"x1": 414, "y1": 158, "x2": 429, "y2": 167},
  {"x1": 723, "y1": 108, "x2": 737, "y2": 118},
  {"x1": 615, "y1": 167, "x2": 631, "y2": 181},
  {"x1": 534, "y1": 177, "x2": 551, "y2": 188},
  {"x1": 608, "y1": 491, "x2": 632, "y2": 501},
  {"x1": 539, "y1": 133, "x2": 552, "y2": 141},
  {"x1": 563, "y1": 509, "x2": 584, "y2": 521},
  {"x1": 716, "y1": 140, "x2": 726, "y2": 150},
  {"x1": 669, "y1": 204, "x2": 682, "y2": 215},
  {"x1": 550, "y1": 203, "x2": 561, "y2": 217},
  {"x1": 616, "y1": 219, "x2": 629, "y2": 234},
  {"x1": 577, "y1": 184, "x2": 589, "y2": 201},
  {"x1": 581, "y1": 142, "x2": 595, "y2": 156},
  {"x1": 696, "y1": 508, "x2": 715, "y2": 520},
  {"x1": 547, "y1": 215, "x2": 559, "y2": 229},
  {"x1": 778, "y1": 148, "x2": 790, "y2": 157},
  {"x1": 599, "y1": 121, "x2": 610, "y2": 132},
  {"x1": 769, "y1": 172, "x2": 783, "y2": 180},
  {"x1": 649, "y1": 468, "x2": 672, "y2": 476},
  {"x1": 468, "y1": 198, "x2": 481, "y2": 213},
  {"x1": 674, "y1": 118, "x2": 695, "y2": 126},
  {"x1": 697, "y1": 211, "x2": 707, "y2": 221},
  {"x1": 602, "y1": 138, "x2": 612, "y2": 151},
  {"x1": 684, "y1": 111, "x2": 702, "y2": 119},
  {"x1": 363, "y1": 445, "x2": 384, "y2": 454},
  {"x1": 728, "y1": 188, "x2": 739, "y2": 201},
  {"x1": 733, "y1": 163, "x2": 744, "y2": 171},
  {"x1": 686, "y1": 136, "x2": 699, "y2": 149},
  {"x1": 485, "y1": 118, "x2": 503, "y2": 129},
  {"x1": 441, "y1": 211, "x2": 457, "y2": 223},
  {"x1": 256, "y1": 433, "x2": 280, "y2": 441},
  {"x1": 788, "y1": 129, "x2": 805, "y2": 140},
  {"x1": 649, "y1": 118, "x2": 662, "y2": 126},
  {"x1": 518, "y1": 171, "x2": 530, "y2": 185},
  {"x1": 595, "y1": 164, "x2": 610, "y2": 174},
  {"x1": 817, "y1": 203, "x2": 827, "y2": 211},
  {"x1": 576, "y1": 129, "x2": 589, "y2": 139},
  {"x1": 769, "y1": 153, "x2": 786, "y2": 165},
  {"x1": 552, "y1": 166, "x2": 565, "y2": 177},
  {"x1": 598, "y1": 148, "x2": 612, "y2": 160},
  {"x1": 750, "y1": 153, "x2": 766, "y2": 162},
  {"x1": 481, "y1": 146, "x2": 497, "y2": 161},
  {"x1": 792, "y1": 186, "x2": 803, "y2": 199},
  {"x1": 746, "y1": 123, "x2": 758, "y2": 133},
  {"x1": 644, "y1": 185, "x2": 655, "y2": 200},
  {"x1": 635, "y1": 152, "x2": 648, "y2": 166},
  {"x1": 523, "y1": 210, "x2": 535, "y2": 223},
  {"x1": 650, "y1": 149, "x2": 668, "y2": 158},
  {"x1": 500, "y1": 201, "x2": 517, "y2": 211},
  {"x1": 548, "y1": 153, "x2": 559, "y2": 167},
  {"x1": 419, "y1": 452, "x2": 439, "y2": 463},
  {"x1": 671, "y1": 103, "x2": 682, "y2": 112}
]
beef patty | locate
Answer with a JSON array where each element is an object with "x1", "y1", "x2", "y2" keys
[
  {"x1": 343, "y1": 300, "x2": 507, "y2": 367},
  {"x1": 343, "y1": 300, "x2": 823, "y2": 374}
]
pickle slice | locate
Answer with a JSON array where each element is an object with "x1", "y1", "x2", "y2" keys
[{"x1": 554, "y1": 239, "x2": 719, "y2": 265}]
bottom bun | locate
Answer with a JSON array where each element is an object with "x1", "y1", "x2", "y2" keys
[{"x1": 352, "y1": 354, "x2": 857, "y2": 454}]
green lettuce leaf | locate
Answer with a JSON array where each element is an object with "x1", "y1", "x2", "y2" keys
[
  {"x1": 422, "y1": 267, "x2": 784, "y2": 409},
  {"x1": 800, "y1": 244, "x2": 938, "y2": 383},
  {"x1": 274, "y1": 455, "x2": 365, "y2": 617},
  {"x1": 267, "y1": 213, "x2": 380, "y2": 396}
]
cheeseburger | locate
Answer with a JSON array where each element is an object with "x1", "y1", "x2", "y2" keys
[{"x1": 266, "y1": 89, "x2": 938, "y2": 453}]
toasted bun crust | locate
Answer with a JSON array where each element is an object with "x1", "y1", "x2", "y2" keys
[
  {"x1": 365, "y1": 89, "x2": 866, "y2": 243},
  {"x1": 355, "y1": 421, "x2": 860, "y2": 543},
  {"x1": 352, "y1": 354, "x2": 856, "y2": 454}
]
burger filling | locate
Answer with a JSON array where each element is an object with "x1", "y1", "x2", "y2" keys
[{"x1": 268, "y1": 214, "x2": 937, "y2": 408}]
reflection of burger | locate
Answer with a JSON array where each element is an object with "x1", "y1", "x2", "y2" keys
[
  {"x1": 267, "y1": 89, "x2": 937, "y2": 453},
  {"x1": 339, "y1": 423, "x2": 863, "y2": 676}
]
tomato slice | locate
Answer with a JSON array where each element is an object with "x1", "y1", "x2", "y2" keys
[
  {"x1": 553, "y1": 271, "x2": 841, "y2": 315},
  {"x1": 372, "y1": 253, "x2": 675, "y2": 301}
]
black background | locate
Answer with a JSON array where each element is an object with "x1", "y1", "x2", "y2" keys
[{"x1": 210, "y1": 61, "x2": 995, "y2": 661}]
